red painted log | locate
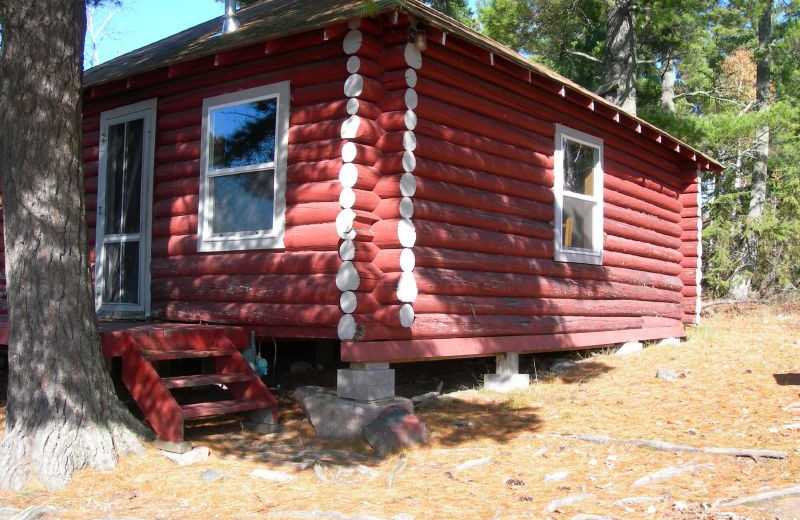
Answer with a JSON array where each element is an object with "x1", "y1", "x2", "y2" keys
[
  {"x1": 396, "y1": 198, "x2": 555, "y2": 241},
  {"x1": 83, "y1": 146, "x2": 99, "y2": 163},
  {"x1": 605, "y1": 203, "x2": 683, "y2": 238},
  {"x1": 604, "y1": 234, "x2": 683, "y2": 264},
  {"x1": 85, "y1": 176, "x2": 98, "y2": 193},
  {"x1": 681, "y1": 218, "x2": 699, "y2": 231},
  {"x1": 153, "y1": 195, "x2": 198, "y2": 218},
  {"x1": 415, "y1": 95, "x2": 552, "y2": 155},
  {"x1": 681, "y1": 207, "x2": 699, "y2": 218},
  {"x1": 402, "y1": 314, "x2": 646, "y2": 339},
  {"x1": 291, "y1": 100, "x2": 348, "y2": 126},
  {"x1": 375, "y1": 268, "x2": 682, "y2": 303},
  {"x1": 414, "y1": 157, "x2": 552, "y2": 202},
  {"x1": 292, "y1": 80, "x2": 352, "y2": 106},
  {"x1": 605, "y1": 157, "x2": 680, "y2": 199},
  {"x1": 680, "y1": 256, "x2": 698, "y2": 268},
  {"x1": 150, "y1": 251, "x2": 341, "y2": 278},
  {"x1": 157, "y1": 141, "x2": 200, "y2": 164},
  {"x1": 154, "y1": 178, "x2": 199, "y2": 200},
  {"x1": 681, "y1": 286, "x2": 698, "y2": 298},
  {"x1": 604, "y1": 218, "x2": 682, "y2": 250},
  {"x1": 153, "y1": 301, "x2": 342, "y2": 327},
  {"x1": 153, "y1": 215, "x2": 196, "y2": 237},
  {"x1": 155, "y1": 160, "x2": 200, "y2": 182},
  {"x1": 605, "y1": 188, "x2": 681, "y2": 224},
  {"x1": 85, "y1": 194, "x2": 97, "y2": 211},
  {"x1": 287, "y1": 181, "x2": 379, "y2": 210},
  {"x1": 82, "y1": 131, "x2": 99, "y2": 148},
  {"x1": 157, "y1": 108, "x2": 200, "y2": 133},
  {"x1": 605, "y1": 174, "x2": 680, "y2": 214},
  {"x1": 152, "y1": 274, "x2": 340, "y2": 304},
  {"x1": 405, "y1": 246, "x2": 684, "y2": 291},
  {"x1": 413, "y1": 118, "x2": 553, "y2": 169},
  {"x1": 374, "y1": 175, "x2": 553, "y2": 222},
  {"x1": 414, "y1": 134, "x2": 554, "y2": 188},
  {"x1": 413, "y1": 295, "x2": 684, "y2": 319},
  {"x1": 603, "y1": 250, "x2": 683, "y2": 276},
  {"x1": 678, "y1": 192, "x2": 699, "y2": 207},
  {"x1": 158, "y1": 125, "x2": 201, "y2": 146},
  {"x1": 679, "y1": 243, "x2": 699, "y2": 258},
  {"x1": 289, "y1": 139, "x2": 379, "y2": 165}
]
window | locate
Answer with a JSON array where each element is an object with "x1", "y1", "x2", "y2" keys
[
  {"x1": 553, "y1": 124, "x2": 604, "y2": 265},
  {"x1": 198, "y1": 81, "x2": 289, "y2": 252}
]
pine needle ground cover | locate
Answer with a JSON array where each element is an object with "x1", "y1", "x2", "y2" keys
[{"x1": 1, "y1": 304, "x2": 799, "y2": 519}]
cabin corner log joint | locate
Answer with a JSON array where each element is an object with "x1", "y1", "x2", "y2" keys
[{"x1": 0, "y1": 0, "x2": 720, "y2": 440}]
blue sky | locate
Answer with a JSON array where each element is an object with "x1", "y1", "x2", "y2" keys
[{"x1": 86, "y1": 0, "x2": 479, "y2": 68}]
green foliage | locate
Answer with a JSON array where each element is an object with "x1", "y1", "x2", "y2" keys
[{"x1": 476, "y1": 0, "x2": 800, "y2": 299}]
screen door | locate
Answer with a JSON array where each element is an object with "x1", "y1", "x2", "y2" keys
[{"x1": 95, "y1": 99, "x2": 156, "y2": 316}]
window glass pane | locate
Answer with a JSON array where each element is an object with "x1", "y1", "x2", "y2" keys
[
  {"x1": 563, "y1": 139, "x2": 598, "y2": 196},
  {"x1": 211, "y1": 169, "x2": 275, "y2": 234},
  {"x1": 210, "y1": 99, "x2": 277, "y2": 169},
  {"x1": 104, "y1": 119, "x2": 143, "y2": 235},
  {"x1": 102, "y1": 241, "x2": 140, "y2": 304},
  {"x1": 104, "y1": 122, "x2": 125, "y2": 234},
  {"x1": 122, "y1": 119, "x2": 143, "y2": 234},
  {"x1": 562, "y1": 196, "x2": 595, "y2": 250}
]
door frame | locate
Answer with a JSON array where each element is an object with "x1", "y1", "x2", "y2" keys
[{"x1": 94, "y1": 98, "x2": 157, "y2": 317}]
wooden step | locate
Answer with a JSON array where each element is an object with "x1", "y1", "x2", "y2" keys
[
  {"x1": 181, "y1": 398, "x2": 269, "y2": 420},
  {"x1": 142, "y1": 348, "x2": 236, "y2": 361},
  {"x1": 161, "y1": 373, "x2": 255, "y2": 389}
]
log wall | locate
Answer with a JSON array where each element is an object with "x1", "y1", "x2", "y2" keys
[
  {"x1": 339, "y1": 16, "x2": 703, "y2": 361},
  {"x1": 82, "y1": 26, "x2": 361, "y2": 339}
]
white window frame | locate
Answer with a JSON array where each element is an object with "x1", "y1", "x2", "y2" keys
[
  {"x1": 95, "y1": 98, "x2": 157, "y2": 317},
  {"x1": 553, "y1": 124, "x2": 604, "y2": 265},
  {"x1": 197, "y1": 81, "x2": 289, "y2": 252}
]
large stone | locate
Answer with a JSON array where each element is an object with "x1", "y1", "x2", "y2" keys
[
  {"x1": 337, "y1": 364, "x2": 395, "y2": 402},
  {"x1": 293, "y1": 386, "x2": 413, "y2": 439},
  {"x1": 362, "y1": 405, "x2": 428, "y2": 456}
]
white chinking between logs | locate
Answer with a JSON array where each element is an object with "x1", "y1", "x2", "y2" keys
[
  {"x1": 394, "y1": 40, "x2": 422, "y2": 330},
  {"x1": 337, "y1": 19, "x2": 363, "y2": 341}
]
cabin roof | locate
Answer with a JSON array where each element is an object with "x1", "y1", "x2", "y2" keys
[{"x1": 83, "y1": 0, "x2": 722, "y2": 171}]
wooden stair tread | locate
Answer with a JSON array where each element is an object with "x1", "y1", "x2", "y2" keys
[
  {"x1": 181, "y1": 398, "x2": 270, "y2": 419},
  {"x1": 142, "y1": 348, "x2": 236, "y2": 361},
  {"x1": 161, "y1": 373, "x2": 255, "y2": 389}
]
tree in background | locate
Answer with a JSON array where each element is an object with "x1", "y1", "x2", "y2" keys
[
  {"x1": 0, "y1": 0, "x2": 148, "y2": 490},
  {"x1": 477, "y1": 0, "x2": 799, "y2": 299}
]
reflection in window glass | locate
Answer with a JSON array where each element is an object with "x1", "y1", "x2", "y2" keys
[
  {"x1": 562, "y1": 196, "x2": 594, "y2": 250},
  {"x1": 102, "y1": 241, "x2": 140, "y2": 304},
  {"x1": 211, "y1": 169, "x2": 275, "y2": 234},
  {"x1": 210, "y1": 99, "x2": 277, "y2": 170},
  {"x1": 563, "y1": 139, "x2": 597, "y2": 196}
]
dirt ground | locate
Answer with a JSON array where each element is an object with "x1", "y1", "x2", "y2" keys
[{"x1": 1, "y1": 303, "x2": 800, "y2": 520}]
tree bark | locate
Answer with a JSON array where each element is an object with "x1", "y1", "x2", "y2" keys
[
  {"x1": 731, "y1": 0, "x2": 771, "y2": 300},
  {"x1": 600, "y1": 0, "x2": 637, "y2": 115},
  {"x1": 0, "y1": 0, "x2": 148, "y2": 491},
  {"x1": 660, "y1": 59, "x2": 676, "y2": 114}
]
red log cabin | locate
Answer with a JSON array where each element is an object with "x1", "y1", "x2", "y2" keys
[{"x1": 0, "y1": 0, "x2": 720, "y2": 442}]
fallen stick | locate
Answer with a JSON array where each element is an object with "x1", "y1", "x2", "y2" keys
[
  {"x1": 558, "y1": 433, "x2": 788, "y2": 459},
  {"x1": 715, "y1": 486, "x2": 800, "y2": 507}
]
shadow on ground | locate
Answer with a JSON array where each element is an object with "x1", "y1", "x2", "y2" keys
[{"x1": 774, "y1": 373, "x2": 800, "y2": 385}]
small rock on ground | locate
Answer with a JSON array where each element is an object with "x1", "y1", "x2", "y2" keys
[
  {"x1": 544, "y1": 494, "x2": 593, "y2": 513},
  {"x1": 656, "y1": 368, "x2": 677, "y2": 381},
  {"x1": 6, "y1": 507, "x2": 57, "y2": 520},
  {"x1": 453, "y1": 456, "x2": 493, "y2": 472},
  {"x1": 616, "y1": 341, "x2": 643, "y2": 355},
  {"x1": 162, "y1": 447, "x2": 209, "y2": 466},
  {"x1": 250, "y1": 468, "x2": 296, "y2": 483},
  {"x1": 411, "y1": 391, "x2": 439, "y2": 404},
  {"x1": 544, "y1": 470, "x2": 569, "y2": 482},
  {"x1": 199, "y1": 469, "x2": 230, "y2": 482}
]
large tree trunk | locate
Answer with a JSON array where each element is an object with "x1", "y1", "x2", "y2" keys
[
  {"x1": 600, "y1": 0, "x2": 637, "y2": 115},
  {"x1": 0, "y1": 0, "x2": 148, "y2": 491},
  {"x1": 730, "y1": 0, "x2": 771, "y2": 300}
]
